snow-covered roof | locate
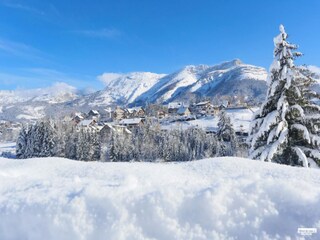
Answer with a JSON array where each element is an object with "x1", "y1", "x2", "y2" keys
[
  {"x1": 101, "y1": 123, "x2": 116, "y2": 131},
  {"x1": 119, "y1": 118, "x2": 143, "y2": 125},
  {"x1": 74, "y1": 112, "x2": 84, "y2": 117},
  {"x1": 177, "y1": 107, "x2": 189, "y2": 115},
  {"x1": 168, "y1": 102, "x2": 189, "y2": 109},
  {"x1": 127, "y1": 107, "x2": 143, "y2": 113},
  {"x1": 89, "y1": 110, "x2": 100, "y2": 115},
  {"x1": 196, "y1": 101, "x2": 210, "y2": 106},
  {"x1": 79, "y1": 119, "x2": 95, "y2": 126}
]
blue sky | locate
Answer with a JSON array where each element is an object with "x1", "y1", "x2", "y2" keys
[{"x1": 0, "y1": 0, "x2": 319, "y2": 90}]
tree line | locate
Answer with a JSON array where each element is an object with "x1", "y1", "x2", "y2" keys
[{"x1": 16, "y1": 111, "x2": 243, "y2": 162}]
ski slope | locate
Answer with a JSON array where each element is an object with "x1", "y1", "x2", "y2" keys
[{"x1": 0, "y1": 157, "x2": 319, "y2": 240}]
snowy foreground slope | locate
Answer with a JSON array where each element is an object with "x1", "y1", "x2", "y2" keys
[{"x1": 0, "y1": 157, "x2": 319, "y2": 240}]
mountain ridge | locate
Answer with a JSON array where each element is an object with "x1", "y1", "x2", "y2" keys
[{"x1": 0, "y1": 59, "x2": 272, "y2": 122}]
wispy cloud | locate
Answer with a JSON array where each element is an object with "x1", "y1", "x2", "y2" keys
[
  {"x1": 75, "y1": 28, "x2": 122, "y2": 39},
  {"x1": 1, "y1": 0, "x2": 45, "y2": 15},
  {"x1": 0, "y1": 67, "x2": 96, "y2": 90},
  {"x1": 0, "y1": 38, "x2": 46, "y2": 61}
]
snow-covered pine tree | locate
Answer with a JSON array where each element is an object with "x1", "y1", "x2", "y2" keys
[
  {"x1": 65, "y1": 125, "x2": 78, "y2": 160},
  {"x1": 40, "y1": 120, "x2": 56, "y2": 157},
  {"x1": 16, "y1": 125, "x2": 29, "y2": 159},
  {"x1": 89, "y1": 129, "x2": 101, "y2": 161},
  {"x1": 76, "y1": 128, "x2": 91, "y2": 161},
  {"x1": 217, "y1": 109, "x2": 237, "y2": 156},
  {"x1": 249, "y1": 25, "x2": 320, "y2": 167}
]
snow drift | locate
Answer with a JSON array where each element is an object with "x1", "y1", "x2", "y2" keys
[{"x1": 0, "y1": 157, "x2": 319, "y2": 240}]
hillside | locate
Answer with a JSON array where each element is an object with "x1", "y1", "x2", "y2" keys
[
  {"x1": 0, "y1": 156, "x2": 319, "y2": 240},
  {"x1": 0, "y1": 83, "x2": 79, "y2": 122},
  {"x1": 81, "y1": 72, "x2": 166, "y2": 106},
  {"x1": 134, "y1": 59, "x2": 268, "y2": 105},
  {"x1": 77, "y1": 59, "x2": 268, "y2": 107}
]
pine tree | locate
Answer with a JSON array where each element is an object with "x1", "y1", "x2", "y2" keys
[
  {"x1": 249, "y1": 25, "x2": 320, "y2": 167},
  {"x1": 16, "y1": 125, "x2": 29, "y2": 159},
  {"x1": 217, "y1": 109, "x2": 237, "y2": 156},
  {"x1": 89, "y1": 129, "x2": 101, "y2": 161},
  {"x1": 65, "y1": 125, "x2": 78, "y2": 160},
  {"x1": 76, "y1": 128, "x2": 91, "y2": 161},
  {"x1": 40, "y1": 120, "x2": 56, "y2": 157}
]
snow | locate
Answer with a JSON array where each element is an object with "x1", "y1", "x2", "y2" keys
[
  {"x1": 0, "y1": 82, "x2": 78, "y2": 107},
  {"x1": 168, "y1": 102, "x2": 187, "y2": 109},
  {"x1": 119, "y1": 118, "x2": 143, "y2": 125},
  {"x1": 127, "y1": 107, "x2": 143, "y2": 113},
  {"x1": 162, "y1": 108, "x2": 255, "y2": 134},
  {"x1": 158, "y1": 65, "x2": 202, "y2": 101},
  {"x1": 96, "y1": 72, "x2": 166, "y2": 105},
  {"x1": 79, "y1": 119, "x2": 95, "y2": 127},
  {"x1": 294, "y1": 147, "x2": 309, "y2": 167},
  {"x1": 0, "y1": 157, "x2": 319, "y2": 240},
  {"x1": 176, "y1": 106, "x2": 189, "y2": 115},
  {"x1": 135, "y1": 60, "x2": 268, "y2": 105},
  {"x1": 292, "y1": 124, "x2": 311, "y2": 143},
  {"x1": 0, "y1": 142, "x2": 16, "y2": 157},
  {"x1": 195, "y1": 101, "x2": 210, "y2": 106}
]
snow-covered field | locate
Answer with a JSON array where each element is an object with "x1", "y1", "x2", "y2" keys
[
  {"x1": 0, "y1": 142, "x2": 16, "y2": 158},
  {"x1": 0, "y1": 157, "x2": 319, "y2": 240},
  {"x1": 162, "y1": 108, "x2": 256, "y2": 133}
]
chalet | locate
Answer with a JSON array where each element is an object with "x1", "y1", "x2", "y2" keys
[
  {"x1": 168, "y1": 102, "x2": 188, "y2": 115},
  {"x1": 177, "y1": 106, "x2": 191, "y2": 116},
  {"x1": 157, "y1": 110, "x2": 167, "y2": 119},
  {"x1": 191, "y1": 101, "x2": 220, "y2": 116},
  {"x1": 119, "y1": 118, "x2": 144, "y2": 130},
  {"x1": 78, "y1": 119, "x2": 97, "y2": 128},
  {"x1": 72, "y1": 113, "x2": 85, "y2": 124},
  {"x1": 195, "y1": 101, "x2": 211, "y2": 111},
  {"x1": 207, "y1": 105, "x2": 220, "y2": 116},
  {"x1": 100, "y1": 107, "x2": 113, "y2": 122},
  {"x1": 99, "y1": 123, "x2": 131, "y2": 141},
  {"x1": 126, "y1": 107, "x2": 145, "y2": 118},
  {"x1": 113, "y1": 106, "x2": 126, "y2": 121},
  {"x1": 87, "y1": 110, "x2": 100, "y2": 120}
]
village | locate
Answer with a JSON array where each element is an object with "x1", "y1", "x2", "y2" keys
[{"x1": 68, "y1": 100, "x2": 255, "y2": 139}]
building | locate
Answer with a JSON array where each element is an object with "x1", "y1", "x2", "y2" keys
[
  {"x1": 99, "y1": 123, "x2": 131, "y2": 141},
  {"x1": 78, "y1": 119, "x2": 97, "y2": 129},
  {"x1": 177, "y1": 106, "x2": 191, "y2": 116},
  {"x1": 168, "y1": 102, "x2": 188, "y2": 115},
  {"x1": 72, "y1": 113, "x2": 85, "y2": 124},
  {"x1": 191, "y1": 101, "x2": 220, "y2": 116},
  {"x1": 126, "y1": 107, "x2": 145, "y2": 118},
  {"x1": 113, "y1": 106, "x2": 126, "y2": 121},
  {"x1": 100, "y1": 107, "x2": 113, "y2": 122},
  {"x1": 119, "y1": 118, "x2": 144, "y2": 130},
  {"x1": 206, "y1": 105, "x2": 220, "y2": 116},
  {"x1": 88, "y1": 110, "x2": 100, "y2": 118},
  {"x1": 157, "y1": 110, "x2": 167, "y2": 119}
]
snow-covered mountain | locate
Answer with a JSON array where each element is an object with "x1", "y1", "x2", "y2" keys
[
  {"x1": 84, "y1": 72, "x2": 166, "y2": 106},
  {"x1": 0, "y1": 82, "x2": 78, "y2": 107},
  {"x1": 75, "y1": 59, "x2": 268, "y2": 107},
  {"x1": 1, "y1": 59, "x2": 320, "y2": 123},
  {"x1": 134, "y1": 59, "x2": 268, "y2": 105},
  {"x1": 0, "y1": 83, "x2": 79, "y2": 121},
  {"x1": 0, "y1": 60, "x2": 270, "y2": 122}
]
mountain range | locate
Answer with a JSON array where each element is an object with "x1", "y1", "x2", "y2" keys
[
  {"x1": 0, "y1": 59, "x2": 298, "y2": 122},
  {"x1": 73, "y1": 59, "x2": 268, "y2": 109}
]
